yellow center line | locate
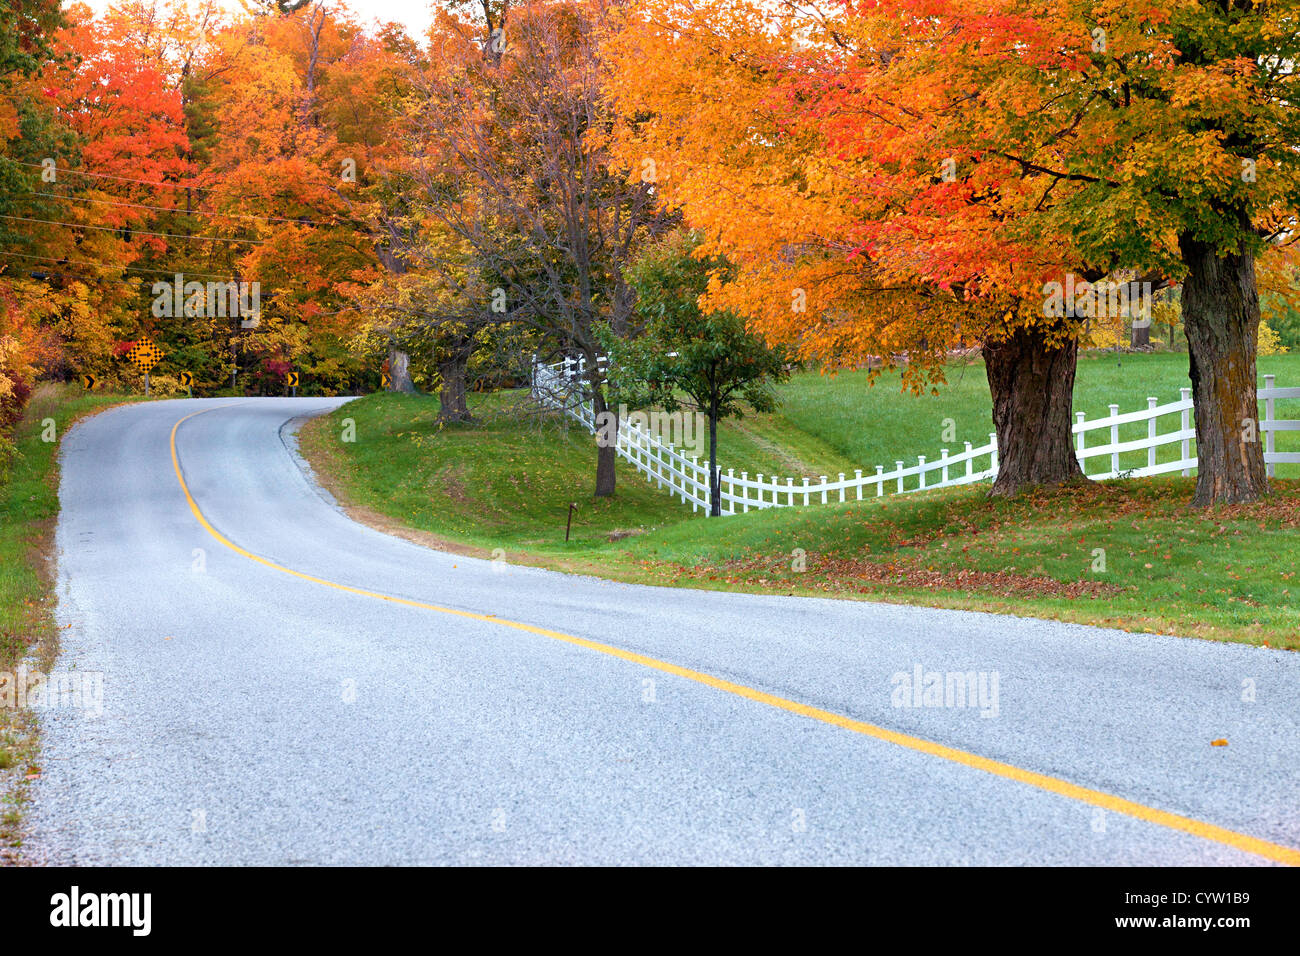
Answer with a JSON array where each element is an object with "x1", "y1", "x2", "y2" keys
[{"x1": 170, "y1": 404, "x2": 1299, "y2": 866}]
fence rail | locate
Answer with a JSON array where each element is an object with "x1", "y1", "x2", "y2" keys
[{"x1": 532, "y1": 358, "x2": 1298, "y2": 516}]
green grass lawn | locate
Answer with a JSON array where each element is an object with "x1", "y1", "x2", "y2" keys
[
  {"x1": 0, "y1": 384, "x2": 135, "y2": 859},
  {"x1": 300, "y1": 351, "x2": 1300, "y2": 650},
  {"x1": 717, "y1": 349, "x2": 1300, "y2": 479}
]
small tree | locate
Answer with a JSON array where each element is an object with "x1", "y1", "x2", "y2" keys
[{"x1": 606, "y1": 231, "x2": 790, "y2": 517}]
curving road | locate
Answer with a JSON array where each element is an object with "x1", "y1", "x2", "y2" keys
[{"x1": 25, "y1": 398, "x2": 1300, "y2": 865}]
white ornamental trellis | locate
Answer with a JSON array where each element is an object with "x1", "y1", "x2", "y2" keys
[{"x1": 531, "y1": 357, "x2": 1300, "y2": 516}]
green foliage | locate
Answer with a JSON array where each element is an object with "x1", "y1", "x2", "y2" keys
[{"x1": 606, "y1": 230, "x2": 791, "y2": 420}]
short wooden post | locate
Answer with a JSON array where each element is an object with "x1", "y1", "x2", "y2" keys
[
  {"x1": 1109, "y1": 403, "x2": 1120, "y2": 475},
  {"x1": 1264, "y1": 374, "x2": 1276, "y2": 478},
  {"x1": 1147, "y1": 397, "x2": 1158, "y2": 472},
  {"x1": 1075, "y1": 411, "x2": 1086, "y2": 468},
  {"x1": 1180, "y1": 387, "x2": 1192, "y2": 476}
]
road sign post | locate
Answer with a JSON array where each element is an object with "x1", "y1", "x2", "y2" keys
[{"x1": 126, "y1": 340, "x2": 164, "y2": 396}]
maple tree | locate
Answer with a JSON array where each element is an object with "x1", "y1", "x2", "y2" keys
[
  {"x1": 604, "y1": 0, "x2": 1300, "y2": 504},
  {"x1": 602, "y1": 0, "x2": 1105, "y2": 496},
  {"x1": 817, "y1": 0, "x2": 1300, "y2": 505},
  {"x1": 0, "y1": 0, "x2": 68, "y2": 431},
  {"x1": 385, "y1": 0, "x2": 669, "y2": 494}
]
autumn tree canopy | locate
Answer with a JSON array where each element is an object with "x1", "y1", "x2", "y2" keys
[{"x1": 2, "y1": 0, "x2": 1295, "y2": 507}]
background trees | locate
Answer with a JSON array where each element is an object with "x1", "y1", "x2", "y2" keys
[
  {"x1": 388, "y1": 0, "x2": 670, "y2": 496},
  {"x1": 2, "y1": 0, "x2": 1295, "y2": 511}
]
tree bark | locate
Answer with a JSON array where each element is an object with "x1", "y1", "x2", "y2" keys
[
  {"x1": 984, "y1": 326, "x2": 1086, "y2": 497},
  {"x1": 592, "y1": 388, "x2": 617, "y2": 498},
  {"x1": 386, "y1": 346, "x2": 417, "y2": 394},
  {"x1": 436, "y1": 351, "x2": 472, "y2": 423},
  {"x1": 1130, "y1": 322, "x2": 1150, "y2": 348},
  {"x1": 1178, "y1": 224, "x2": 1268, "y2": 506}
]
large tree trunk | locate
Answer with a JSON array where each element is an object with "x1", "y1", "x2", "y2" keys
[
  {"x1": 1130, "y1": 322, "x2": 1150, "y2": 349},
  {"x1": 984, "y1": 325, "x2": 1085, "y2": 497},
  {"x1": 386, "y1": 346, "x2": 417, "y2": 394},
  {"x1": 592, "y1": 388, "x2": 617, "y2": 498},
  {"x1": 437, "y1": 351, "x2": 472, "y2": 423},
  {"x1": 1178, "y1": 224, "x2": 1268, "y2": 506}
]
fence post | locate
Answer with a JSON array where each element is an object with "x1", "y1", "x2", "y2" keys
[
  {"x1": 1147, "y1": 397, "x2": 1158, "y2": 472},
  {"x1": 838, "y1": 473, "x2": 846, "y2": 503},
  {"x1": 820, "y1": 476, "x2": 828, "y2": 505},
  {"x1": 896, "y1": 461, "x2": 905, "y2": 494},
  {"x1": 787, "y1": 477, "x2": 795, "y2": 507},
  {"x1": 855, "y1": 469, "x2": 863, "y2": 501},
  {"x1": 1180, "y1": 387, "x2": 1192, "y2": 476},
  {"x1": 1075, "y1": 412, "x2": 1086, "y2": 471},
  {"x1": 1109, "y1": 403, "x2": 1120, "y2": 476},
  {"x1": 918, "y1": 456, "x2": 926, "y2": 490},
  {"x1": 1264, "y1": 374, "x2": 1276, "y2": 478},
  {"x1": 988, "y1": 433, "x2": 998, "y2": 477},
  {"x1": 756, "y1": 474, "x2": 765, "y2": 508},
  {"x1": 802, "y1": 477, "x2": 810, "y2": 507},
  {"x1": 940, "y1": 449, "x2": 949, "y2": 486},
  {"x1": 965, "y1": 442, "x2": 973, "y2": 481},
  {"x1": 875, "y1": 465, "x2": 884, "y2": 497}
]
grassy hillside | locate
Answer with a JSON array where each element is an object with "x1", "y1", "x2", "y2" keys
[{"x1": 300, "y1": 351, "x2": 1300, "y2": 649}]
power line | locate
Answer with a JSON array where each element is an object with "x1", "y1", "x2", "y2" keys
[
  {"x1": 0, "y1": 214, "x2": 266, "y2": 245},
  {"x1": 0, "y1": 250, "x2": 239, "y2": 281},
  {"x1": 7, "y1": 159, "x2": 209, "y2": 192},
  {"x1": 23, "y1": 191, "x2": 319, "y2": 226}
]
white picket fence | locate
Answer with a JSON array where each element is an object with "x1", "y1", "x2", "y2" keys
[{"x1": 532, "y1": 357, "x2": 1300, "y2": 515}]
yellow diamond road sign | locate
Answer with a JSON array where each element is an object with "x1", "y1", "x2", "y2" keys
[{"x1": 127, "y1": 339, "x2": 164, "y2": 374}]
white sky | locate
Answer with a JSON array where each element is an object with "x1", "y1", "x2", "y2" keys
[{"x1": 70, "y1": 0, "x2": 438, "y2": 43}]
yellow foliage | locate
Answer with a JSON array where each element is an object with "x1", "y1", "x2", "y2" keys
[{"x1": 1259, "y1": 321, "x2": 1287, "y2": 356}]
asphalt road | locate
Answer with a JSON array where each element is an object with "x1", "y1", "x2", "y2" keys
[{"x1": 25, "y1": 398, "x2": 1300, "y2": 865}]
